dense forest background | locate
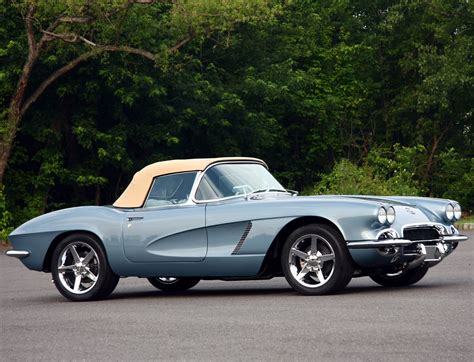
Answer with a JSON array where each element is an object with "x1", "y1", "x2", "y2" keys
[{"x1": 1, "y1": 0, "x2": 473, "y2": 238}]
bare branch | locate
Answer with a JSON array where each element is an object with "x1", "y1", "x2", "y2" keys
[
  {"x1": 170, "y1": 33, "x2": 195, "y2": 52},
  {"x1": 40, "y1": 30, "x2": 98, "y2": 46},
  {"x1": 58, "y1": 16, "x2": 93, "y2": 24},
  {"x1": 20, "y1": 45, "x2": 156, "y2": 116}
]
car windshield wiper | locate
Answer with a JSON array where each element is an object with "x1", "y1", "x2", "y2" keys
[
  {"x1": 250, "y1": 188, "x2": 288, "y2": 194},
  {"x1": 245, "y1": 189, "x2": 291, "y2": 199}
]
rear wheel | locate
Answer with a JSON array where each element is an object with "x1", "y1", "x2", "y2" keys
[
  {"x1": 281, "y1": 224, "x2": 353, "y2": 295},
  {"x1": 147, "y1": 277, "x2": 200, "y2": 291},
  {"x1": 51, "y1": 233, "x2": 119, "y2": 301},
  {"x1": 369, "y1": 265, "x2": 429, "y2": 287}
]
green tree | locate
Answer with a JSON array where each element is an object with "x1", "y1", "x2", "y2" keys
[{"x1": 0, "y1": 0, "x2": 277, "y2": 183}]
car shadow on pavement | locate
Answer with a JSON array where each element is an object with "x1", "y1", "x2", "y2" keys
[
  {"x1": 108, "y1": 287, "x2": 292, "y2": 300},
  {"x1": 28, "y1": 279, "x2": 464, "y2": 303},
  {"x1": 103, "y1": 282, "x2": 452, "y2": 301}
]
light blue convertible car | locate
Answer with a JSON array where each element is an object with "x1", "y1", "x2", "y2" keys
[{"x1": 6, "y1": 157, "x2": 468, "y2": 301}]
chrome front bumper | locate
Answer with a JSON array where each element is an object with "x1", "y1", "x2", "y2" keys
[
  {"x1": 5, "y1": 250, "x2": 30, "y2": 258},
  {"x1": 347, "y1": 232, "x2": 467, "y2": 266},
  {"x1": 347, "y1": 234, "x2": 468, "y2": 249}
]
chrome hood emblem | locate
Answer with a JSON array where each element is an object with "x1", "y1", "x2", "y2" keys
[{"x1": 405, "y1": 207, "x2": 416, "y2": 215}]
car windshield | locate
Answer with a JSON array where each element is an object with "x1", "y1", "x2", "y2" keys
[{"x1": 195, "y1": 163, "x2": 285, "y2": 201}]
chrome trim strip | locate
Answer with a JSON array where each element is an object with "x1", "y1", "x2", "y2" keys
[
  {"x1": 5, "y1": 250, "x2": 30, "y2": 258},
  {"x1": 443, "y1": 235, "x2": 468, "y2": 243},
  {"x1": 347, "y1": 239, "x2": 414, "y2": 249}
]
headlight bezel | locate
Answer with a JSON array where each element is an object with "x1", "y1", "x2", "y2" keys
[
  {"x1": 453, "y1": 203, "x2": 462, "y2": 220},
  {"x1": 445, "y1": 203, "x2": 455, "y2": 221},
  {"x1": 377, "y1": 206, "x2": 387, "y2": 224},
  {"x1": 386, "y1": 206, "x2": 396, "y2": 224}
]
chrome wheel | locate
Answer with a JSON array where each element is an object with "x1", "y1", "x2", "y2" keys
[
  {"x1": 282, "y1": 224, "x2": 352, "y2": 295},
  {"x1": 147, "y1": 277, "x2": 200, "y2": 291},
  {"x1": 57, "y1": 241, "x2": 100, "y2": 295},
  {"x1": 288, "y1": 234, "x2": 336, "y2": 288},
  {"x1": 157, "y1": 277, "x2": 178, "y2": 283},
  {"x1": 370, "y1": 265, "x2": 429, "y2": 287}
]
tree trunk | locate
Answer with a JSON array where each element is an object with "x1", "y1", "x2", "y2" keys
[
  {"x1": 1, "y1": 109, "x2": 23, "y2": 184},
  {"x1": 0, "y1": 5, "x2": 39, "y2": 185}
]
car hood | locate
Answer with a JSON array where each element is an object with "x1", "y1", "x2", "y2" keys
[{"x1": 304, "y1": 195, "x2": 414, "y2": 206}]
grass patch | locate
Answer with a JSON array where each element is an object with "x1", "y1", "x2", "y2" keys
[{"x1": 457, "y1": 214, "x2": 474, "y2": 225}]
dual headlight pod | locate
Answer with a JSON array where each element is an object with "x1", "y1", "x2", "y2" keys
[
  {"x1": 378, "y1": 206, "x2": 396, "y2": 225},
  {"x1": 446, "y1": 203, "x2": 462, "y2": 221}
]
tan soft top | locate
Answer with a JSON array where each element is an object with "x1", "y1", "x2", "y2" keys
[{"x1": 113, "y1": 157, "x2": 266, "y2": 208}]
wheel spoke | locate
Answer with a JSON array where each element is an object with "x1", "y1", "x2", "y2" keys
[
  {"x1": 296, "y1": 265, "x2": 310, "y2": 280},
  {"x1": 311, "y1": 236, "x2": 318, "y2": 254},
  {"x1": 82, "y1": 250, "x2": 95, "y2": 265},
  {"x1": 84, "y1": 267, "x2": 97, "y2": 282},
  {"x1": 58, "y1": 265, "x2": 74, "y2": 273},
  {"x1": 291, "y1": 248, "x2": 309, "y2": 260},
  {"x1": 69, "y1": 245, "x2": 81, "y2": 263},
  {"x1": 318, "y1": 253, "x2": 335, "y2": 263},
  {"x1": 316, "y1": 269, "x2": 326, "y2": 283},
  {"x1": 73, "y1": 275, "x2": 82, "y2": 292}
]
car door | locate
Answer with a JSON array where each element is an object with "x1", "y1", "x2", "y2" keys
[{"x1": 122, "y1": 172, "x2": 207, "y2": 262}]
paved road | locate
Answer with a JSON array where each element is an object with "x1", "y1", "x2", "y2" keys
[{"x1": 1, "y1": 231, "x2": 473, "y2": 361}]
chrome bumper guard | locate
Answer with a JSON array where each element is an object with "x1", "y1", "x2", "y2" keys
[{"x1": 5, "y1": 250, "x2": 30, "y2": 259}]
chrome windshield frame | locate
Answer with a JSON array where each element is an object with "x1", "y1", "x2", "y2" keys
[{"x1": 191, "y1": 160, "x2": 278, "y2": 204}]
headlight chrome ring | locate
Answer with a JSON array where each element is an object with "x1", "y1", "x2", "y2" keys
[
  {"x1": 386, "y1": 206, "x2": 396, "y2": 224},
  {"x1": 445, "y1": 203, "x2": 455, "y2": 221},
  {"x1": 453, "y1": 203, "x2": 462, "y2": 220},
  {"x1": 377, "y1": 206, "x2": 387, "y2": 224}
]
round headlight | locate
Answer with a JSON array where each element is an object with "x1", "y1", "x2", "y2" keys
[
  {"x1": 454, "y1": 203, "x2": 462, "y2": 220},
  {"x1": 386, "y1": 206, "x2": 396, "y2": 224},
  {"x1": 445, "y1": 203, "x2": 454, "y2": 221},
  {"x1": 377, "y1": 207, "x2": 387, "y2": 224}
]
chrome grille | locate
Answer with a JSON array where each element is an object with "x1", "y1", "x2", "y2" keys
[{"x1": 403, "y1": 227, "x2": 440, "y2": 241}]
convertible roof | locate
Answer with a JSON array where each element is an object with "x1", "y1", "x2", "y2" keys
[{"x1": 113, "y1": 157, "x2": 266, "y2": 208}]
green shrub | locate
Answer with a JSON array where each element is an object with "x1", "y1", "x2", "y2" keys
[
  {"x1": 435, "y1": 153, "x2": 474, "y2": 212},
  {"x1": 309, "y1": 145, "x2": 425, "y2": 196}
]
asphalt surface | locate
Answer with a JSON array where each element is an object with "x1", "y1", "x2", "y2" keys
[{"x1": 1, "y1": 231, "x2": 473, "y2": 361}]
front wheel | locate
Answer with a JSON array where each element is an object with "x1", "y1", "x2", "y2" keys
[
  {"x1": 147, "y1": 277, "x2": 200, "y2": 291},
  {"x1": 281, "y1": 224, "x2": 353, "y2": 295},
  {"x1": 369, "y1": 265, "x2": 429, "y2": 287},
  {"x1": 51, "y1": 233, "x2": 119, "y2": 301}
]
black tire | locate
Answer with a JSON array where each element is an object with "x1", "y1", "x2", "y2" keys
[
  {"x1": 281, "y1": 224, "x2": 353, "y2": 295},
  {"x1": 51, "y1": 233, "x2": 119, "y2": 301},
  {"x1": 147, "y1": 277, "x2": 200, "y2": 292},
  {"x1": 369, "y1": 265, "x2": 429, "y2": 287}
]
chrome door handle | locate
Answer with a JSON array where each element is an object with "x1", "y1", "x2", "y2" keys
[{"x1": 127, "y1": 216, "x2": 144, "y2": 221}]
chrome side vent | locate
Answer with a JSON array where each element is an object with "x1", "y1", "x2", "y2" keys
[{"x1": 231, "y1": 221, "x2": 252, "y2": 255}]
